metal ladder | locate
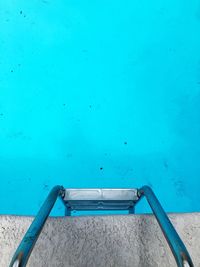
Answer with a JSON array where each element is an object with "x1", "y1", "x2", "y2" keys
[{"x1": 9, "y1": 185, "x2": 194, "y2": 267}]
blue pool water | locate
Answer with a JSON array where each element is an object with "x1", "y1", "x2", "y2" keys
[{"x1": 0, "y1": 1, "x2": 200, "y2": 216}]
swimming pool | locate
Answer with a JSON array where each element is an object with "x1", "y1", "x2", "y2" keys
[{"x1": 0, "y1": 0, "x2": 200, "y2": 216}]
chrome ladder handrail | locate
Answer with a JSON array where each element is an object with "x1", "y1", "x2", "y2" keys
[
  {"x1": 9, "y1": 186, "x2": 65, "y2": 267},
  {"x1": 9, "y1": 185, "x2": 194, "y2": 267},
  {"x1": 137, "y1": 186, "x2": 194, "y2": 267}
]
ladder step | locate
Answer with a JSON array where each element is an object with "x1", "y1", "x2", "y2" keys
[{"x1": 63, "y1": 188, "x2": 139, "y2": 211}]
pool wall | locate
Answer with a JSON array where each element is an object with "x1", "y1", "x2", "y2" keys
[{"x1": 0, "y1": 0, "x2": 200, "y2": 215}]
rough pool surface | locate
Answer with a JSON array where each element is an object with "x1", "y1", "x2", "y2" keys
[{"x1": 1, "y1": 214, "x2": 200, "y2": 267}]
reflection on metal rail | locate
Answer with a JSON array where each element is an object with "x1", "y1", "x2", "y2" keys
[
  {"x1": 137, "y1": 186, "x2": 194, "y2": 267},
  {"x1": 9, "y1": 185, "x2": 194, "y2": 267},
  {"x1": 9, "y1": 186, "x2": 65, "y2": 267}
]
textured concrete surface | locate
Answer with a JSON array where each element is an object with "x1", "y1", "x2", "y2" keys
[{"x1": 0, "y1": 213, "x2": 200, "y2": 267}]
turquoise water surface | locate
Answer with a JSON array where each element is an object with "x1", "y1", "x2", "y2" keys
[{"x1": 0, "y1": 0, "x2": 200, "y2": 215}]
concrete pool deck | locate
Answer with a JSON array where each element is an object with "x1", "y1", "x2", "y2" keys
[{"x1": 1, "y1": 213, "x2": 200, "y2": 267}]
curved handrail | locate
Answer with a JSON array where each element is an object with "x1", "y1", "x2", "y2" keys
[
  {"x1": 9, "y1": 185, "x2": 65, "y2": 267},
  {"x1": 9, "y1": 185, "x2": 194, "y2": 267},
  {"x1": 137, "y1": 186, "x2": 194, "y2": 267}
]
